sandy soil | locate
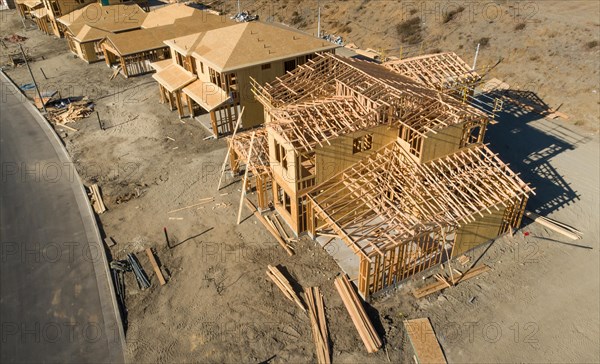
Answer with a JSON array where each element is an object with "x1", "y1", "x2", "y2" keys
[{"x1": 1, "y1": 2, "x2": 599, "y2": 363}]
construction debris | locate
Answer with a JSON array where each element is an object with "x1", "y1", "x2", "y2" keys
[
  {"x1": 167, "y1": 197, "x2": 214, "y2": 214},
  {"x1": 413, "y1": 265, "x2": 491, "y2": 299},
  {"x1": 3, "y1": 34, "x2": 28, "y2": 43},
  {"x1": 89, "y1": 183, "x2": 106, "y2": 214},
  {"x1": 457, "y1": 255, "x2": 471, "y2": 267},
  {"x1": 127, "y1": 253, "x2": 151, "y2": 289},
  {"x1": 145, "y1": 248, "x2": 167, "y2": 286},
  {"x1": 403, "y1": 318, "x2": 447, "y2": 364},
  {"x1": 47, "y1": 99, "x2": 94, "y2": 125},
  {"x1": 245, "y1": 198, "x2": 294, "y2": 256},
  {"x1": 524, "y1": 210, "x2": 583, "y2": 240},
  {"x1": 334, "y1": 274, "x2": 382, "y2": 353},
  {"x1": 266, "y1": 265, "x2": 305, "y2": 312},
  {"x1": 230, "y1": 11, "x2": 258, "y2": 22},
  {"x1": 305, "y1": 286, "x2": 330, "y2": 364}
]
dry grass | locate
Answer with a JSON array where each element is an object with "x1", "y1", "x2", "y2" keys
[{"x1": 397, "y1": 17, "x2": 422, "y2": 45}]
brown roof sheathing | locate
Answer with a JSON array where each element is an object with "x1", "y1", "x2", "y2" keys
[
  {"x1": 102, "y1": 14, "x2": 233, "y2": 56},
  {"x1": 58, "y1": 3, "x2": 146, "y2": 42},
  {"x1": 152, "y1": 64, "x2": 196, "y2": 93},
  {"x1": 20, "y1": 0, "x2": 41, "y2": 9},
  {"x1": 183, "y1": 80, "x2": 230, "y2": 111},
  {"x1": 149, "y1": 59, "x2": 173, "y2": 72},
  {"x1": 140, "y1": 3, "x2": 197, "y2": 28},
  {"x1": 165, "y1": 21, "x2": 339, "y2": 73}
]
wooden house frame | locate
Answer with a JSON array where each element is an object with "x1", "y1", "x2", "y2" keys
[
  {"x1": 57, "y1": 3, "x2": 146, "y2": 63},
  {"x1": 307, "y1": 142, "x2": 531, "y2": 298},
  {"x1": 31, "y1": 7, "x2": 52, "y2": 35},
  {"x1": 383, "y1": 52, "x2": 482, "y2": 92},
  {"x1": 15, "y1": 0, "x2": 43, "y2": 19},
  {"x1": 230, "y1": 53, "x2": 532, "y2": 298},
  {"x1": 150, "y1": 21, "x2": 338, "y2": 138}
]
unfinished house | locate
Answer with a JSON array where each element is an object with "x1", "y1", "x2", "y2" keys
[
  {"x1": 151, "y1": 21, "x2": 339, "y2": 137},
  {"x1": 15, "y1": 0, "x2": 43, "y2": 19},
  {"x1": 30, "y1": 6, "x2": 52, "y2": 34},
  {"x1": 57, "y1": 3, "x2": 146, "y2": 63},
  {"x1": 230, "y1": 54, "x2": 532, "y2": 298},
  {"x1": 40, "y1": 0, "x2": 97, "y2": 37},
  {"x1": 99, "y1": 4, "x2": 234, "y2": 78}
]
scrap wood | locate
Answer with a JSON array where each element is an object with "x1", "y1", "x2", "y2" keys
[
  {"x1": 457, "y1": 255, "x2": 470, "y2": 266},
  {"x1": 110, "y1": 66, "x2": 121, "y2": 80},
  {"x1": 305, "y1": 286, "x2": 330, "y2": 364},
  {"x1": 334, "y1": 274, "x2": 382, "y2": 353},
  {"x1": 145, "y1": 248, "x2": 166, "y2": 285},
  {"x1": 167, "y1": 197, "x2": 214, "y2": 214},
  {"x1": 413, "y1": 265, "x2": 491, "y2": 299},
  {"x1": 48, "y1": 100, "x2": 94, "y2": 124},
  {"x1": 245, "y1": 198, "x2": 294, "y2": 256},
  {"x1": 55, "y1": 123, "x2": 78, "y2": 132},
  {"x1": 524, "y1": 210, "x2": 582, "y2": 240},
  {"x1": 403, "y1": 318, "x2": 447, "y2": 364},
  {"x1": 266, "y1": 265, "x2": 305, "y2": 312},
  {"x1": 89, "y1": 183, "x2": 106, "y2": 214}
]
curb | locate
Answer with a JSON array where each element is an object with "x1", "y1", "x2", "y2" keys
[{"x1": 1, "y1": 70, "x2": 126, "y2": 362}]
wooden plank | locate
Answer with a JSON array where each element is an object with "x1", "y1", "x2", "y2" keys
[
  {"x1": 334, "y1": 274, "x2": 382, "y2": 353},
  {"x1": 524, "y1": 210, "x2": 582, "y2": 240},
  {"x1": 266, "y1": 265, "x2": 305, "y2": 312},
  {"x1": 404, "y1": 318, "x2": 447, "y2": 364},
  {"x1": 145, "y1": 248, "x2": 166, "y2": 286},
  {"x1": 413, "y1": 265, "x2": 491, "y2": 299},
  {"x1": 245, "y1": 198, "x2": 294, "y2": 256}
]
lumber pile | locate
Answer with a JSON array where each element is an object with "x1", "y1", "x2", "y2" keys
[
  {"x1": 334, "y1": 274, "x2": 382, "y2": 353},
  {"x1": 457, "y1": 255, "x2": 471, "y2": 266},
  {"x1": 89, "y1": 183, "x2": 106, "y2": 214},
  {"x1": 413, "y1": 265, "x2": 491, "y2": 299},
  {"x1": 404, "y1": 318, "x2": 447, "y2": 364},
  {"x1": 47, "y1": 100, "x2": 94, "y2": 125},
  {"x1": 524, "y1": 210, "x2": 583, "y2": 240},
  {"x1": 305, "y1": 287, "x2": 330, "y2": 364},
  {"x1": 266, "y1": 265, "x2": 305, "y2": 312}
]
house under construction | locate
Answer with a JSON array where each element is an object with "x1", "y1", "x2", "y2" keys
[{"x1": 227, "y1": 53, "x2": 533, "y2": 299}]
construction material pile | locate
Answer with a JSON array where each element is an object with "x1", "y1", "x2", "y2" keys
[
  {"x1": 3, "y1": 34, "x2": 27, "y2": 43},
  {"x1": 47, "y1": 99, "x2": 94, "y2": 125}
]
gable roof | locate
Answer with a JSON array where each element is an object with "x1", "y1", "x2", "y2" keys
[
  {"x1": 140, "y1": 3, "x2": 198, "y2": 28},
  {"x1": 164, "y1": 21, "x2": 339, "y2": 73},
  {"x1": 101, "y1": 12, "x2": 234, "y2": 56},
  {"x1": 259, "y1": 54, "x2": 488, "y2": 151},
  {"x1": 58, "y1": 3, "x2": 146, "y2": 42}
]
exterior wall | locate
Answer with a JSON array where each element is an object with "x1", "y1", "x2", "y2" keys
[
  {"x1": 80, "y1": 41, "x2": 99, "y2": 62},
  {"x1": 315, "y1": 124, "x2": 400, "y2": 184},
  {"x1": 43, "y1": 0, "x2": 96, "y2": 37},
  {"x1": 268, "y1": 128, "x2": 297, "y2": 193},
  {"x1": 420, "y1": 121, "x2": 464, "y2": 163},
  {"x1": 453, "y1": 205, "x2": 506, "y2": 257}
]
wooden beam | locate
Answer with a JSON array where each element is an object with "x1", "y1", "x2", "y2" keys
[{"x1": 145, "y1": 248, "x2": 166, "y2": 285}]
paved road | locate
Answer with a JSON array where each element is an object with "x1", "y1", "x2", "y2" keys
[{"x1": 0, "y1": 73, "x2": 124, "y2": 363}]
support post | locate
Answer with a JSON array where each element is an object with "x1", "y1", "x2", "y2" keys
[
  {"x1": 19, "y1": 44, "x2": 46, "y2": 113},
  {"x1": 217, "y1": 107, "x2": 245, "y2": 191},
  {"x1": 236, "y1": 131, "x2": 256, "y2": 224}
]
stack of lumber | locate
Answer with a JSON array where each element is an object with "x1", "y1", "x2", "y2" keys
[
  {"x1": 89, "y1": 183, "x2": 106, "y2": 214},
  {"x1": 48, "y1": 100, "x2": 93, "y2": 125},
  {"x1": 266, "y1": 265, "x2": 305, "y2": 312},
  {"x1": 305, "y1": 287, "x2": 330, "y2": 364},
  {"x1": 403, "y1": 318, "x2": 447, "y2": 364},
  {"x1": 334, "y1": 274, "x2": 382, "y2": 353},
  {"x1": 524, "y1": 210, "x2": 583, "y2": 240}
]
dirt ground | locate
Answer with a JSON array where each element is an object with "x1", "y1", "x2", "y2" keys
[{"x1": 1, "y1": 1, "x2": 599, "y2": 363}]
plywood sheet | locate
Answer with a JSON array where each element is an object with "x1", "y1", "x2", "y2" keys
[{"x1": 404, "y1": 318, "x2": 447, "y2": 364}]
